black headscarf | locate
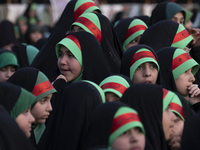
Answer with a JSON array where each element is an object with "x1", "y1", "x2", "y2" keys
[
  {"x1": 55, "y1": 31, "x2": 113, "y2": 84},
  {"x1": 38, "y1": 81, "x2": 104, "y2": 150},
  {"x1": 0, "y1": 20, "x2": 18, "y2": 48},
  {"x1": 139, "y1": 20, "x2": 193, "y2": 52},
  {"x1": 120, "y1": 44, "x2": 163, "y2": 85},
  {"x1": 0, "y1": 105, "x2": 35, "y2": 150},
  {"x1": 120, "y1": 83, "x2": 169, "y2": 150}
]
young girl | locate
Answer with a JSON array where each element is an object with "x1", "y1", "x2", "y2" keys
[
  {"x1": 0, "y1": 49, "x2": 18, "y2": 82},
  {"x1": 86, "y1": 101, "x2": 145, "y2": 150},
  {"x1": 55, "y1": 31, "x2": 112, "y2": 84},
  {"x1": 114, "y1": 18, "x2": 148, "y2": 52},
  {"x1": 120, "y1": 44, "x2": 162, "y2": 84},
  {"x1": 71, "y1": 12, "x2": 123, "y2": 73},
  {"x1": 0, "y1": 82, "x2": 36, "y2": 138},
  {"x1": 31, "y1": 0, "x2": 101, "y2": 82},
  {"x1": 7, "y1": 67, "x2": 57, "y2": 145},
  {"x1": 99, "y1": 74, "x2": 133, "y2": 102},
  {"x1": 121, "y1": 84, "x2": 178, "y2": 150},
  {"x1": 38, "y1": 80, "x2": 105, "y2": 150}
]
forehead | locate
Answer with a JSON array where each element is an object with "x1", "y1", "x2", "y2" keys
[{"x1": 59, "y1": 45, "x2": 71, "y2": 53}]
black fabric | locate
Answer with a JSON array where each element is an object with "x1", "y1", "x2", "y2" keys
[
  {"x1": 12, "y1": 44, "x2": 30, "y2": 68},
  {"x1": 114, "y1": 18, "x2": 136, "y2": 49},
  {"x1": 139, "y1": 20, "x2": 178, "y2": 52},
  {"x1": 117, "y1": 74, "x2": 134, "y2": 86},
  {"x1": 86, "y1": 101, "x2": 128, "y2": 149},
  {"x1": 30, "y1": 0, "x2": 77, "y2": 82},
  {"x1": 0, "y1": 82, "x2": 21, "y2": 114},
  {"x1": 134, "y1": 15, "x2": 150, "y2": 27},
  {"x1": 95, "y1": 13, "x2": 123, "y2": 74},
  {"x1": 120, "y1": 44, "x2": 163, "y2": 85},
  {"x1": 0, "y1": 20, "x2": 18, "y2": 48},
  {"x1": 181, "y1": 112, "x2": 200, "y2": 150},
  {"x1": 7, "y1": 67, "x2": 39, "y2": 92},
  {"x1": 0, "y1": 48, "x2": 17, "y2": 56},
  {"x1": 120, "y1": 83, "x2": 168, "y2": 150},
  {"x1": 38, "y1": 81, "x2": 103, "y2": 150},
  {"x1": 156, "y1": 47, "x2": 178, "y2": 92},
  {"x1": 0, "y1": 105, "x2": 35, "y2": 150}
]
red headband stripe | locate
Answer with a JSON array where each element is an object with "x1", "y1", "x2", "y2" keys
[
  {"x1": 32, "y1": 80, "x2": 54, "y2": 96},
  {"x1": 65, "y1": 35, "x2": 81, "y2": 50},
  {"x1": 162, "y1": 88, "x2": 168, "y2": 100},
  {"x1": 111, "y1": 113, "x2": 141, "y2": 134},
  {"x1": 101, "y1": 82, "x2": 127, "y2": 94},
  {"x1": 170, "y1": 102, "x2": 184, "y2": 119},
  {"x1": 172, "y1": 53, "x2": 192, "y2": 71},
  {"x1": 131, "y1": 51, "x2": 157, "y2": 67},
  {"x1": 125, "y1": 25, "x2": 147, "y2": 40},
  {"x1": 75, "y1": 16, "x2": 102, "y2": 42},
  {"x1": 172, "y1": 29, "x2": 191, "y2": 44},
  {"x1": 74, "y1": 2, "x2": 97, "y2": 21}
]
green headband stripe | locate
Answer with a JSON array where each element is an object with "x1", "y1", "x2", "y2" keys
[
  {"x1": 56, "y1": 36, "x2": 82, "y2": 66},
  {"x1": 163, "y1": 89, "x2": 175, "y2": 112},
  {"x1": 83, "y1": 80, "x2": 105, "y2": 103},
  {"x1": 71, "y1": 13, "x2": 101, "y2": 42},
  {"x1": 171, "y1": 24, "x2": 193, "y2": 49},
  {"x1": 33, "y1": 71, "x2": 56, "y2": 102},
  {"x1": 109, "y1": 107, "x2": 145, "y2": 146},
  {"x1": 99, "y1": 75, "x2": 130, "y2": 98},
  {"x1": 74, "y1": 0, "x2": 101, "y2": 21},
  {"x1": 130, "y1": 49, "x2": 159, "y2": 80},
  {"x1": 172, "y1": 49, "x2": 199, "y2": 80},
  {"x1": 123, "y1": 19, "x2": 147, "y2": 51},
  {"x1": 11, "y1": 88, "x2": 36, "y2": 119},
  {"x1": 25, "y1": 44, "x2": 39, "y2": 65},
  {"x1": 0, "y1": 52, "x2": 18, "y2": 69},
  {"x1": 170, "y1": 94, "x2": 185, "y2": 121}
]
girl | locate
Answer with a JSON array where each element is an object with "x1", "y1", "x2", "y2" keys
[
  {"x1": 55, "y1": 31, "x2": 112, "y2": 84},
  {"x1": 0, "y1": 49, "x2": 18, "y2": 82},
  {"x1": 115, "y1": 18, "x2": 148, "y2": 52},
  {"x1": 99, "y1": 74, "x2": 133, "y2": 102},
  {"x1": 121, "y1": 84, "x2": 178, "y2": 150},
  {"x1": 71, "y1": 12, "x2": 123, "y2": 73},
  {"x1": 0, "y1": 82, "x2": 36, "y2": 138},
  {"x1": 7, "y1": 67, "x2": 57, "y2": 145},
  {"x1": 86, "y1": 101, "x2": 145, "y2": 150},
  {"x1": 120, "y1": 44, "x2": 162, "y2": 85}
]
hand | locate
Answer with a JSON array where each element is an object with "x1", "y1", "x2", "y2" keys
[
  {"x1": 184, "y1": 84, "x2": 200, "y2": 105},
  {"x1": 168, "y1": 133, "x2": 181, "y2": 150},
  {"x1": 189, "y1": 28, "x2": 200, "y2": 45},
  {"x1": 52, "y1": 74, "x2": 67, "y2": 85}
]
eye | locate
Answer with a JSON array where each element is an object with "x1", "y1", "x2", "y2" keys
[
  {"x1": 40, "y1": 98, "x2": 46, "y2": 104},
  {"x1": 136, "y1": 65, "x2": 142, "y2": 70},
  {"x1": 135, "y1": 127, "x2": 142, "y2": 133},
  {"x1": 11, "y1": 67, "x2": 16, "y2": 72},
  {"x1": 58, "y1": 51, "x2": 63, "y2": 57},
  {"x1": 150, "y1": 64, "x2": 157, "y2": 69},
  {"x1": 0, "y1": 67, "x2": 6, "y2": 71}
]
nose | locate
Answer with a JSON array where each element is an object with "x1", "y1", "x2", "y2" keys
[
  {"x1": 143, "y1": 67, "x2": 151, "y2": 77},
  {"x1": 6, "y1": 69, "x2": 13, "y2": 78},
  {"x1": 47, "y1": 100, "x2": 53, "y2": 112},
  {"x1": 59, "y1": 55, "x2": 68, "y2": 65},
  {"x1": 169, "y1": 110, "x2": 176, "y2": 126},
  {"x1": 129, "y1": 128, "x2": 139, "y2": 143}
]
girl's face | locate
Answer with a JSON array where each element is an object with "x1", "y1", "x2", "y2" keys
[
  {"x1": 132, "y1": 62, "x2": 158, "y2": 84},
  {"x1": 162, "y1": 106, "x2": 176, "y2": 141},
  {"x1": 15, "y1": 107, "x2": 35, "y2": 138},
  {"x1": 126, "y1": 36, "x2": 141, "y2": 50},
  {"x1": 72, "y1": 25, "x2": 84, "y2": 32},
  {"x1": 105, "y1": 92, "x2": 120, "y2": 102},
  {"x1": 112, "y1": 127, "x2": 145, "y2": 150},
  {"x1": 0, "y1": 65, "x2": 16, "y2": 82},
  {"x1": 175, "y1": 68, "x2": 195, "y2": 96},
  {"x1": 31, "y1": 94, "x2": 53, "y2": 124},
  {"x1": 57, "y1": 45, "x2": 82, "y2": 82},
  {"x1": 171, "y1": 12, "x2": 184, "y2": 25}
]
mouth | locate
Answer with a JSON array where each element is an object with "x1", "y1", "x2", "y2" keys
[
  {"x1": 144, "y1": 80, "x2": 152, "y2": 84},
  {"x1": 131, "y1": 147, "x2": 141, "y2": 150}
]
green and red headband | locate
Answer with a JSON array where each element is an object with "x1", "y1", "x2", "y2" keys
[
  {"x1": 99, "y1": 75, "x2": 130, "y2": 98},
  {"x1": 109, "y1": 107, "x2": 145, "y2": 147},
  {"x1": 172, "y1": 49, "x2": 199, "y2": 80},
  {"x1": 71, "y1": 13, "x2": 102, "y2": 42},
  {"x1": 171, "y1": 24, "x2": 193, "y2": 49},
  {"x1": 130, "y1": 48, "x2": 159, "y2": 80},
  {"x1": 56, "y1": 34, "x2": 82, "y2": 66},
  {"x1": 32, "y1": 71, "x2": 56, "y2": 102},
  {"x1": 123, "y1": 19, "x2": 147, "y2": 52},
  {"x1": 74, "y1": 0, "x2": 101, "y2": 21}
]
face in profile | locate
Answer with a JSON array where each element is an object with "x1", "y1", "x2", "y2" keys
[
  {"x1": 57, "y1": 45, "x2": 82, "y2": 82},
  {"x1": 112, "y1": 127, "x2": 145, "y2": 150},
  {"x1": 132, "y1": 62, "x2": 158, "y2": 84}
]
